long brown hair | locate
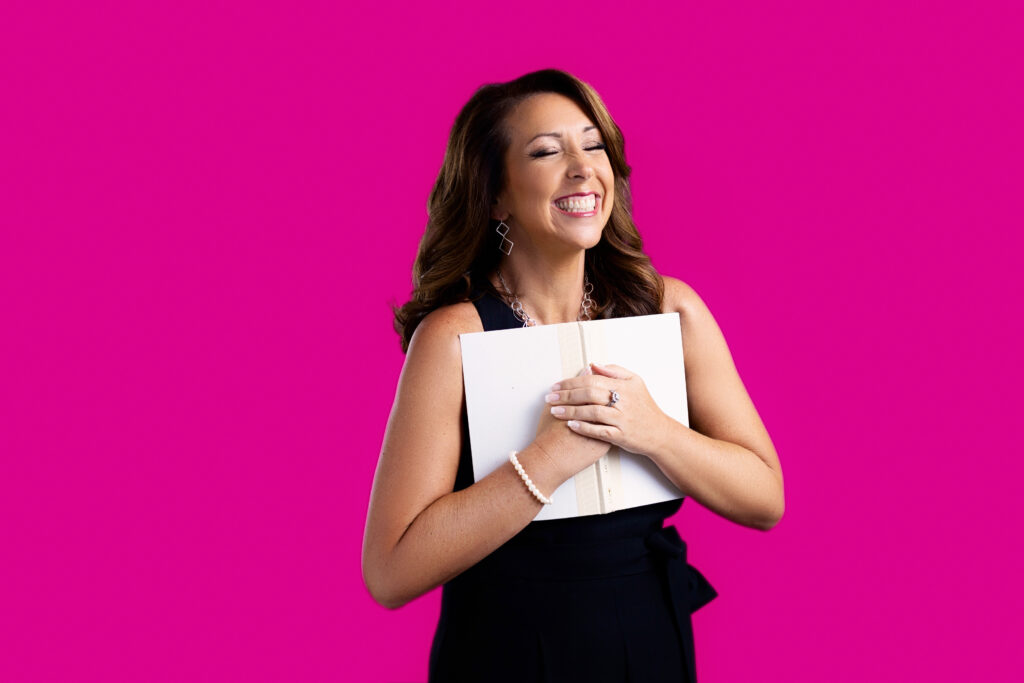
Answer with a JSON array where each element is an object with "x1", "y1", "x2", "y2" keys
[{"x1": 394, "y1": 69, "x2": 664, "y2": 352}]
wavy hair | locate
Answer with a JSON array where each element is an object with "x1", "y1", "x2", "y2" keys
[{"x1": 394, "y1": 69, "x2": 664, "y2": 352}]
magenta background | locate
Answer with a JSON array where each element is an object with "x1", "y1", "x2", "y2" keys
[{"x1": 2, "y1": 1, "x2": 1021, "y2": 681}]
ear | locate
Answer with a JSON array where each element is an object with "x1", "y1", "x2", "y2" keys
[{"x1": 491, "y1": 193, "x2": 509, "y2": 222}]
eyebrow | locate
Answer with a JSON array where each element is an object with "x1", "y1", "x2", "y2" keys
[{"x1": 527, "y1": 125, "x2": 598, "y2": 144}]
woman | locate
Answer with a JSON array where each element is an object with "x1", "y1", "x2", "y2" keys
[{"x1": 362, "y1": 69, "x2": 784, "y2": 682}]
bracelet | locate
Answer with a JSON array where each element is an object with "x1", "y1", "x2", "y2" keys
[{"x1": 509, "y1": 451, "x2": 553, "y2": 505}]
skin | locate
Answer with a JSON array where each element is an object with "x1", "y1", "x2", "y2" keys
[{"x1": 362, "y1": 93, "x2": 784, "y2": 610}]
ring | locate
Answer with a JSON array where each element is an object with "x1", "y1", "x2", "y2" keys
[{"x1": 608, "y1": 390, "x2": 620, "y2": 407}]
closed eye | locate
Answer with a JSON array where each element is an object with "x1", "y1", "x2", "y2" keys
[{"x1": 530, "y1": 144, "x2": 606, "y2": 158}]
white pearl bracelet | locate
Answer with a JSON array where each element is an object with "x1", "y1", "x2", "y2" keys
[{"x1": 509, "y1": 451, "x2": 553, "y2": 505}]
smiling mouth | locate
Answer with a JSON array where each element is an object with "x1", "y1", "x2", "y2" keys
[{"x1": 553, "y1": 193, "x2": 599, "y2": 216}]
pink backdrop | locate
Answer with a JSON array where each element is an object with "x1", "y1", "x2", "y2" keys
[{"x1": 2, "y1": 1, "x2": 1021, "y2": 681}]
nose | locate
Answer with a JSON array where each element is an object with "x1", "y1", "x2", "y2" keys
[{"x1": 566, "y1": 150, "x2": 594, "y2": 180}]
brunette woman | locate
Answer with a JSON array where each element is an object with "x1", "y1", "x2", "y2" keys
[{"x1": 362, "y1": 69, "x2": 784, "y2": 682}]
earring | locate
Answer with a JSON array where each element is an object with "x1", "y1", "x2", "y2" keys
[{"x1": 496, "y1": 221, "x2": 513, "y2": 255}]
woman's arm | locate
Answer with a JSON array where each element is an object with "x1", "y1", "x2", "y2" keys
[
  {"x1": 361, "y1": 304, "x2": 609, "y2": 609},
  {"x1": 545, "y1": 277, "x2": 784, "y2": 530},
  {"x1": 650, "y1": 276, "x2": 784, "y2": 529}
]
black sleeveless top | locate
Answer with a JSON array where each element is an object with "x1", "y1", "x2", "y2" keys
[{"x1": 429, "y1": 290, "x2": 718, "y2": 683}]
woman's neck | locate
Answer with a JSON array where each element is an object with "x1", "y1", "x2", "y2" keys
[{"x1": 493, "y1": 249, "x2": 587, "y2": 325}]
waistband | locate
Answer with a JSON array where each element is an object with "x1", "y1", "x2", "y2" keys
[{"x1": 452, "y1": 524, "x2": 717, "y2": 612}]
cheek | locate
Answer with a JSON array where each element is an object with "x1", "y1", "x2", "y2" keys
[
  {"x1": 506, "y1": 167, "x2": 549, "y2": 211},
  {"x1": 604, "y1": 178, "x2": 615, "y2": 214},
  {"x1": 516, "y1": 177, "x2": 551, "y2": 207}
]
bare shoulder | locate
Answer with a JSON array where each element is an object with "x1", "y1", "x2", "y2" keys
[
  {"x1": 399, "y1": 301, "x2": 484, "y2": 406},
  {"x1": 407, "y1": 301, "x2": 484, "y2": 358},
  {"x1": 660, "y1": 274, "x2": 712, "y2": 323},
  {"x1": 414, "y1": 301, "x2": 483, "y2": 338},
  {"x1": 658, "y1": 273, "x2": 734, "y2": 380}
]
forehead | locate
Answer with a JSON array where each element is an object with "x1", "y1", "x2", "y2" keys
[{"x1": 504, "y1": 93, "x2": 597, "y2": 142}]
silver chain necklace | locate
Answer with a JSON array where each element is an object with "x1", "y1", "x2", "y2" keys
[{"x1": 495, "y1": 269, "x2": 595, "y2": 327}]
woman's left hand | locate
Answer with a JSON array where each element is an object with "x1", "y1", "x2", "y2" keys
[{"x1": 544, "y1": 363, "x2": 670, "y2": 456}]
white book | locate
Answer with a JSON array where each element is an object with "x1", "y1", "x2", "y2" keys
[{"x1": 459, "y1": 313, "x2": 687, "y2": 521}]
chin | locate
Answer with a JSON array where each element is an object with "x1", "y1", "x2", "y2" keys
[
  {"x1": 547, "y1": 218, "x2": 607, "y2": 252},
  {"x1": 577, "y1": 227, "x2": 605, "y2": 251}
]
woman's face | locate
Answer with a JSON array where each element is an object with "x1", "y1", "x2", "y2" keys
[{"x1": 493, "y1": 93, "x2": 615, "y2": 254}]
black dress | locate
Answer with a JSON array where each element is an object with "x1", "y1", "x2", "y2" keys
[{"x1": 428, "y1": 290, "x2": 718, "y2": 683}]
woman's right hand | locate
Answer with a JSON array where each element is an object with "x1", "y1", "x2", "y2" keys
[{"x1": 532, "y1": 367, "x2": 613, "y2": 483}]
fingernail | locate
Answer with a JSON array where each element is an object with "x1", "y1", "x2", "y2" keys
[
  {"x1": 544, "y1": 393, "x2": 559, "y2": 403},
  {"x1": 550, "y1": 406, "x2": 565, "y2": 416},
  {"x1": 551, "y1": 383, "x2": 561, "y2": 391},
  {"x1": 567, "y1": 420, "x2": 580, "y2": 429}
]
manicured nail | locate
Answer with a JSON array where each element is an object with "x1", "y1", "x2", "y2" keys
[
  {"x1": 567, "y1": 420, "x2": 580, "y2": 429},
  {"x1": 544, "y1": 393, "x2": 559, "y2": 403},
  {"x1": 551, "y1": 383, "x2": 561, "y2": 391},
  {"x1": 550, "y1": 406, "x2": 565, "y2": 416}
]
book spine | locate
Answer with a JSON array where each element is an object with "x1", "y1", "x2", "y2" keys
[{"x1": 581, "y1": 322, "x2": 622, "y2": 514}]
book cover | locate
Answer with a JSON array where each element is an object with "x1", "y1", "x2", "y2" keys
[{"x1": 459, "y1": 313, "x2": 687, "y2": 521}]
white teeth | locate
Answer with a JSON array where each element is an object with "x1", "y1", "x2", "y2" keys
[{"x1": 555, "y1": 195, "x2": 597, "y2": 213}]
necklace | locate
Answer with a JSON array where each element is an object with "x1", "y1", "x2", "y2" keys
[{"x1": 495, "y1": 269, "x2": 595, "y2": 327}]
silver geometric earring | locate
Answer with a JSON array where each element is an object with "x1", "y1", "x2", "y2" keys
[{"x1": 496, "y1": 221, "x2": 513, "y2": 255}]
